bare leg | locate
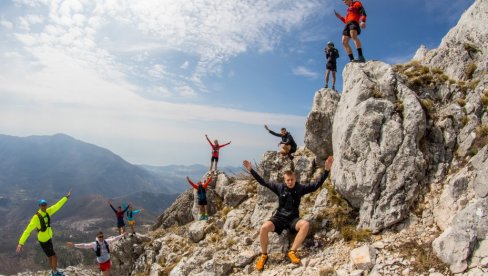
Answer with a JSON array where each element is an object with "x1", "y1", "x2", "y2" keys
[
  {"x1": 204, "y1": 205, "x2": 208, "y2": 214},
  {"x1": 259, "y1": 221, "x2": 275, "y2": 254},
  {"x1": 49, "y1": 255, "x2": 57, "y2": 271},
  {"x1": 342, "y1": 35, "x2": 352, "y2": 55},
  {"x1": 103, "y1": 270, "x2": 110, "y2": 276},
  {"x1": 350, "y1": 29, "x2": 362, "y2": 49},
  {"x1": 209, "y1": 161, "x2": 213, "y2": 172},
  {"x1": 290, "y1": 219, "x2": 310, "y2": 251},
  {"x1": 214, "y1": 161, "x2": 218, "y2": 172},
  {"x1": 130, "y1": 224, "x2": 135, "y2": 234},
  {"x1": 325, "y1": 69, "x2": 330, "y2": 86},
  {"x1": 332, "y1": 71, "x2": 336, "y2": 88}
]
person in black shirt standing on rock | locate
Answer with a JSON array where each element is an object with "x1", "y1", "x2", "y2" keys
[
  {"x1": 243, "y1": 156, "x2": 334, "y2": 271},
  {"x1": 324, "y1": 41, "x2": 339, "y2": 90},
  {"x1": 264, "y1": 125, "x2": 297, "y2": 159}
]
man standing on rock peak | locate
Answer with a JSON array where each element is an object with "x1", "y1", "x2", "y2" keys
[
  {"x1": 16, "y1": 191, "x2": 72, "y2": 276},
  {"x1": 243, "y1": 156, "x2": 334, "y2": 271},
  {"x1": 335, "y1": 0, "x2": 367, "y2": 63}
]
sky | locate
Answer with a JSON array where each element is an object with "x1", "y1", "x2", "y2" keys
[{"x1": 0, "y1": 0, "x2": 475, "y2": 167}]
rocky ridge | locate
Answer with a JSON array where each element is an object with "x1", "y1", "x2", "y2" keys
[{"x1": 15, "y1": 0, "x2": 488, "y2": 275}]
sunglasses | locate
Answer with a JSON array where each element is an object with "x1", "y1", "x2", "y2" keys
[{"x1": 97, "y1": 235, "x2": 104, "y2": 238}]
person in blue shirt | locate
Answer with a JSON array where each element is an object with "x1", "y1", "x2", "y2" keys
[{"x1": 126, "y1": 204, "x2": 143, "y2": 236}]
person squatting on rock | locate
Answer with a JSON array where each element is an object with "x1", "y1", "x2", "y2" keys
[
  {"x1": 335, "y1": 0, "x2": 367, "y2": 62},
  {"x1": 66, "y1": 231, "x2": 126, "y2": 276},
  {"x1": 126, "y1": 203, "x2": 143, "y2": 236},
  {"x1": 205, "y1": 134, "x2": 231, "y2": 173},
  {"x1": 264, "y1": 125, "x2": 297, "y2": 159},
  {"x1": 108, "y1": 200, "x2": 129, "y2": 235},
  {"x1": 324, "y1": 41, "x2": 340, "y2": 90},
  {"x1": 16, "y1": 191, "x2": 72, "y2": 276},
  {"x1": 243, "y1": 157, "x2": 334, "y2": 271},
  {"x1": 187, "y1": 176, "x2": 213, "y2": 221}
]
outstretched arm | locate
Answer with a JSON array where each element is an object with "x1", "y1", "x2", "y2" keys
[
  {"x1": 67, "y1": 241, "x2": 95, "y2": 249},
  {"x1": 334, "y1": 10, "x2": 345, "y2": 23},
  {"x1": 106, "y1": 233, "x2": 126, "y2": 244},
  {"x1": 219, "y1": 141, "x2": 231, "y2": 148}
]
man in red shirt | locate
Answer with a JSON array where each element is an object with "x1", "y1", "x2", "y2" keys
[{"x1": 335, "y1": 0, "x2": 367, "y2": 62}]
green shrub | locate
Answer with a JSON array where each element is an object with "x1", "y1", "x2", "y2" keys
[{"x1": 463, "y1": 42, "x2": 479, "y2": 55}]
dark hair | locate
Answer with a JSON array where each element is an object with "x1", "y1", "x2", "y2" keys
[
  {"x1": 281, "y1": 128, "x2": 287, "y2": 132},
  {"x1": 97, "y1": 231, "x2": 103, "y2": 236},
  {"x1": 283, "y1": 170, "x2": 296, "y2": 177}
]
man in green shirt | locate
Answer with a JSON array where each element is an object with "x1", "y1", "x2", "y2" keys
[{"x1": 16, "y1": 191, "x2": 72, "y2": 276}]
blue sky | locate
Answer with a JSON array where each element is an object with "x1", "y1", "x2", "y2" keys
[{"x1": 0, "y1": 0, "x2": 474, "y2": 166}]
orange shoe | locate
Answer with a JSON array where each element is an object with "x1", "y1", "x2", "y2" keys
[
  {"x1": 287, "y1": 250, "x2": 301, "y2": 264},
  {"x1": 255, "y1": 253, "x2": 268, "y2": 271}
]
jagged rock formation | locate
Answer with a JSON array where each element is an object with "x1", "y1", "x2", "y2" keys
[{"x1": 305, "y1": 88, "x2": 340, "y2": 164}]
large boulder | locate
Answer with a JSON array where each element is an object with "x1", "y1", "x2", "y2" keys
[
  {"x1": 332, "y1": 61, "x2": 427, "y2": 233},
  {"x1": 305, "y1": 88, "x2": 340, "y2": 164}
]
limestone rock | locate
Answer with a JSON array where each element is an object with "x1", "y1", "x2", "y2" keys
[
  {"x1": 332, "y1": 61, "x2": 427, "y2": 233},
  {"x1": 189, "y1": 220, "x2": 208, "y2": 242},
  {"x1": 350, "y1": 245, "x2": 377, "y2": 270},
  {"x1": 305, "y1": 88, "x2": 340, "y2": 164}
]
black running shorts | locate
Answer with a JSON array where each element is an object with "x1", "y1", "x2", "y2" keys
[
  {"x1": 269, "y1": 215, "x2": 301, "y2": 235},
  {"x1": 326, "y1": 62, "x2": 337, "y2": 72},
  {"x1": 39, "y1": 239, "x2": 56, "y2": 257},
  {"x1": 342, "y1": 21, "x2": 361, "y2": 37},
  {"x1": 211, "y1": 156, "x2": 219, "y2": 162}
]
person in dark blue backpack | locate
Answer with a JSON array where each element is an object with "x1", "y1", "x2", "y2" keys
[
  {"x1": 186, "y1": 176, "x2": 213, "y2": 220},
  {"x1": 67, "y1": 231, "x2": 126, "y2": 275}
]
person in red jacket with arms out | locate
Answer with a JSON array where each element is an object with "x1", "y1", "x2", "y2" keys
[
  {"x1": 186, "y1": 176, "x2": 213, "y2": 221},
  {"x1": 335, "y1": 0, "x2": 367, "y2": 63},
  {"x1": 205, "y1": 134, "x2": 231, "y2": 173}
]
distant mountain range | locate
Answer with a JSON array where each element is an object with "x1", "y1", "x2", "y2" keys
[{"x1": 0, "y1": 133, "x2": 241, "y2": 274}]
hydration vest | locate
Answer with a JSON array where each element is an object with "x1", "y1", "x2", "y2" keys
[
  {"x1": 96, "y1": 240, "x2": 110, "y2": 257},
  {"x1": 197, "y1": 185, "x2": 206, "y2": 201},
  {"x1": 36, "y1": 212, "x2": 50, "y2": 232}
]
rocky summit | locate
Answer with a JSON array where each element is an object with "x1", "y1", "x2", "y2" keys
[{"x1": 16, "y1": 0, "x2": 488, "y2": 275}]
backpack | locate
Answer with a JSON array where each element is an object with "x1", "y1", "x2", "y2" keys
[
  {"x1": 96, "y1": 240, "x2": 110, "y2": 257},
  {"x1": 36, "y1": 212, "x2": 50, "y2": 232},
  {"x1": 197, "y1": 185, "x2": 206, "y2": 201}
]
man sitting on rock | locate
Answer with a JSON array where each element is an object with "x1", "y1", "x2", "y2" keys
[{"x1": 243, "y1": 156, "x2": 334, "y2": 271}]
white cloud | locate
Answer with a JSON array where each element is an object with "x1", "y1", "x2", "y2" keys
[
  {"x1": 0, "y1": 0, "x2": 323, "y2": 164},
  {"x1": 1, "y1": 19, "x2": 14, "y2": 29},
  {"x1": 180, "y1": 61, "x2": 189, "y2": 70},
  {"x1": 292, "y1": 66, "x2": 319, "y2": 79}
]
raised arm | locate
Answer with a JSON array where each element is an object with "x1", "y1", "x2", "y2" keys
[
  {"x1": 122, "y1": 204, "x2": 130, "y2": 213},
  {"x1": 264, "y1": 125, "x2": 281, "y2": 137},
  {"x1": 243, "y1": 160, "x2": 279, "y2": 194},
  {"x1": 186, "y1": 176, "x2": 198, "y2": 189},
  {"x1": 302, "y1": 156, "x2": 334, "y2": 194},
  {"x1": 108, "y1": 201, "x2": 117, "y2": 213},
  {"x1": 205, "y1": 135, "x2": 214, "y2": 146},
  {"x1": 202, "y1": 177, "x2": 213, "y2": 189},
  {"x1": 47, "y1": 192, "x2": 70, "y2": 216}
]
